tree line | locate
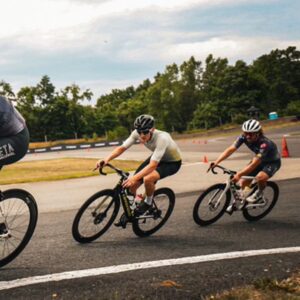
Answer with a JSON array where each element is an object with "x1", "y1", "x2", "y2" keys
[{"x1": 1, "y1": 46, "x2": 299, "y2": 142}]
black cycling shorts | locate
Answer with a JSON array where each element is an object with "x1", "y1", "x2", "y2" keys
[
  {"x1": 135, "y1": 156, "x2": 182, "y2": 182},
  {"x1": 0, "y1": 127, "x2": 29, "y2": 168},
  {"x1": 248, "y1": 160, "x2": 281, "y2": 178}
]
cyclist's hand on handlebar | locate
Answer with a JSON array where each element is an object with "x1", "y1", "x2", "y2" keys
[
  {"x1": 231, "y1": 172, "x2": 241, "y2": 183},
  {"x1": 95, "y1": 160, "x2": 106, "y2": 171}
]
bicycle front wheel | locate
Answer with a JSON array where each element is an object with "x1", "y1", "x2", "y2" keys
[
  {"x1": 132, "y1": 188, "x2": 175, "y2": 237},
  {"x1": 243, "y1": 181, "x2": 279, "y2": 222},
  {"x1": 0, "y1": 189, "x2": 38, "y2": 268},
  {"x1": 72, "y1": 189, "x2": 120, "y2": 243},
  {"x1": 193, "y1": 184, "x2": 231, "y2": 226}
]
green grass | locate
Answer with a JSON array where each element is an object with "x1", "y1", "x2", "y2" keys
[{"x1": 0, "y1": 158, "x2": 142, "y2": 185}]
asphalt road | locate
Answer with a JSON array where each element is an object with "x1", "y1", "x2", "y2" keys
[
  {"x1": 0, "y1": 178, "x2": 299, "y2": 299},
  {"x1": 0, "y1": 123, "x2": 299, "y2": 299}
]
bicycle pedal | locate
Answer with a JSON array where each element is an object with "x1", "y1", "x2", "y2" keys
[
  {"x1": 114, "y1": 214, "x2": 128, "y2": 229},
  {"x1": 114, "y1": 221, "x2": 126, "y2": 228}
]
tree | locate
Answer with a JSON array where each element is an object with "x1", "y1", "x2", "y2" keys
[
  {"x1": 251, "y1": 47, "x2": 300, "y2": 113},
  {"x1": 61, "y1": 84, "x2": 93, "y2": 139},
  {"x1": 189, "y1": 102, "x2": 219, "y2": 130},
  {"x1": 0, "y1": 80, "x2": 15, "y2": 99},
  {"x1": 177, "y1": 56, "x2": 202, "y2": 131}
]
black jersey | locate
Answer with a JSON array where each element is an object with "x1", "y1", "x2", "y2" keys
[
  {"x1": 233, "y1": 134, "x2": 281, "y2": 162},
  {"x1": 0, "y1": 96, "x2": 25, "y2": 137}
]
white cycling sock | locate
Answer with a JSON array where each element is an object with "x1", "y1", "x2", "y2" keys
[{"x1": 144, "y1": 195, "x2": 153, "y2": 205}]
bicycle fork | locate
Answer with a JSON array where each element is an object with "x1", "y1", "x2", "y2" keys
[{"x1": 208, "y1": 182, "x2": 230, "y2": 209}]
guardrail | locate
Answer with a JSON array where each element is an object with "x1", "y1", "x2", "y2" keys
[{"x1": 27, "y1": 140, "x2": 132, "y2": 154}]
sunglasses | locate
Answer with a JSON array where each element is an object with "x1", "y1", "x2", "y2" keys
[
  {"x1": 244, "y1": 132, "x2": 257, "y2": 137},
  {"x1": 137, "y1": 129, "x2": 150, "y2": 135}
]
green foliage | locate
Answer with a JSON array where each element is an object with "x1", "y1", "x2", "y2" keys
[
  {"x1": 0, "y1": 80, "x2": 15, "y2": 98},
  {"x1": 231, "y1": 113, "x2": 248, "y2": 124},
  {"x1": 3, "y1": 46, "x2": 299, "y2": 141},
  {"x1": 107, "y1": 126, "x2": 129, "y2": 140},
  {"x1": 92, "y1": 132, "x2": 98, "y2": 140},
  {"x1": 285, "y1": 100, "x2": 300, "y2": 116},
  {"x1": 189, "y1": 102, "x2": 220, "y2": 130}
]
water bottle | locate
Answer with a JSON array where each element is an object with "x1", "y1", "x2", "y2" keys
[{"x1": 129, "y1": 197, "x2": 136, "y2": 210}]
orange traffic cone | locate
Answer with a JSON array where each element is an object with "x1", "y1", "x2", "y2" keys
[
  {"x1": 202, "y1": 155, "x2": 209, "y2": 163},
  {"x1": 281, "y1": 136, "x2": 290, "y2": 158}
]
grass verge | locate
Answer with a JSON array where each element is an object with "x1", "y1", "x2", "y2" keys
[
  {"x1": 0, "y1": 158, "x2": 142, "y2": 185},
  {"x1": 206, "y1": 269, "x2": 300, "y2": 300}
]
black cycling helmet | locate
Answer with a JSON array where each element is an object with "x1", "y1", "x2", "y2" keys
[
  {"x1": 134, "y1": 114, "x2": 154, "y2": 131},
  {"x1": 242, "y1": 119, "x2": 261, "y2": 132}
]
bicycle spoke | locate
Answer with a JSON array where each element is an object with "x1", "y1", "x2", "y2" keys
[
  {"x1": 72, "y1": 190, "x2": 119, "y2": 243},
  {"x1": 132, "y1": 188, "x2": 175, "y2": 237},
  {"x1": 193, "y1": 184, "x2": 230, "y2": 226}
]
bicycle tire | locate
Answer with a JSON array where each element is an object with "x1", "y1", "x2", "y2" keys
[
  {"x1": 72, "y1": 189, "x2": 120, "y2": 243},
  {"x1": 243, "y1": 181, "x2": 279, "y2": 222},
  {"x1": 132, "y1": 188, "x2": 175, "y2": 237},
  {"x1": 193, "y1": 184, "x2": 231, "y2": 226},
  {"x1": 0, "y1": 189, "x2": 38, "y2": 268}
]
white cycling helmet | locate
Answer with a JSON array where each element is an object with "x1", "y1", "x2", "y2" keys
[{"x1": 242, "y1": 119, "x2": 261, "y2": 132}]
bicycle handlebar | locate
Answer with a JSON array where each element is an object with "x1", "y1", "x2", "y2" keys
[
  {"x1": 208, "y1": 164, "x2": 236, "y2": 176},
  {"x1": 99, "y1": 163, "x2": 130, "y2": 178}
]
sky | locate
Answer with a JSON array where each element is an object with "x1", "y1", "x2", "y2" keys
[{"x1": 1, "y1": 0, "x2": 299, "y2": 104}]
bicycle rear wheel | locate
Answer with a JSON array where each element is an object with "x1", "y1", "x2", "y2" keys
[
  {"x1": 72, "y1": 189, "x2": 120, "y2": 243},
  {"x1": 193, "y1": 184, "x2": 231, "y2": 226},
  {"x1": 132, "y1": 188, "x2": 175, "y2": 237},
  {"x1": 243, "y1": 181, "x2": 279, "y2": 222},
  {"x1": 0, "y1": 189, "x2": 38, "y2": 268}
]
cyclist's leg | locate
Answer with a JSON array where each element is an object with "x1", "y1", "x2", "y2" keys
[
  {"x1": 130, "y1": 157, "x2": 151, "y2": 196},
  {"x1": 246, "y1": 161, "x2": 281, "y2": 202},
  {"x1": 145, "y1": 160, "x2": 182, "y2": 196},
  {"x1": 239, "y1": 178, "x2": 252, "y2": 189},
  {"x1": 144, "y1": 170, "x2": 160, "y2": 199},
  {"x1": 136, "y1": 160, "x2": 181, "y2": 213},
  {"x1": 257, "y1": 160, "x2": 281, "y2": 190},
  {"x1": 239, "y1": 160, "x2": 263, "y2": 189},
  {"x1": 255, "y1": 171, "x2": 269, "y2": 190},
  {"x1": 0, "y1": 127, "x2": 29, "y2": 168},
  {"x1": 0, "y1": 128, "x2": 29, "y2": 238}
]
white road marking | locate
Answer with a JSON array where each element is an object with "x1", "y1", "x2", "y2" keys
[{"x1": 0, "y1": 247, "x2": 299, "y2": 291}]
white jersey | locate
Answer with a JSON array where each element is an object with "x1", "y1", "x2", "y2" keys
[{"x1": 122, "y1": 129, "x2": 181, "y2": 162}]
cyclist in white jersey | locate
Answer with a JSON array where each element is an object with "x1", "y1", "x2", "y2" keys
[{"x1": 96, "y1": 115, "x2": 182, "y2": 214}]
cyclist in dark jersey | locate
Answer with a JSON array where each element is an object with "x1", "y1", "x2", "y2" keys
[
  {"x1": 0, "y1": 96, "x2": 29, "y2": 169},
  {"x1": 211, "y1": 119, "x2": 281, "y2": 203}
]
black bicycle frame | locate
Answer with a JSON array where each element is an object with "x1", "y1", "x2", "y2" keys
[{"x1": 115, "y1": 180, "x2": 134, "y2": 219}]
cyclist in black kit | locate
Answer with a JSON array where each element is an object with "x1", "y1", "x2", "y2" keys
[
  {"x1": 96, "y1": 114, "x2": 182, "y2": 215},
  {"x1": 211, "y1": 119, "x2": 281, "y2": 204},
  {"x1": 0, "y1": 96, "x2": 29, "y2": 169}
]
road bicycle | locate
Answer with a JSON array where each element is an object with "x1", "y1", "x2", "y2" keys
[
  {"x1": 193, "y1": 165, "x2": 279, "y2": 226},
  {"x1": 0, "y1": 188, "x2": 38, "y2": 267},
  {"x1": 72, "y1": 163, "x2": 175, "y2": 242}
]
